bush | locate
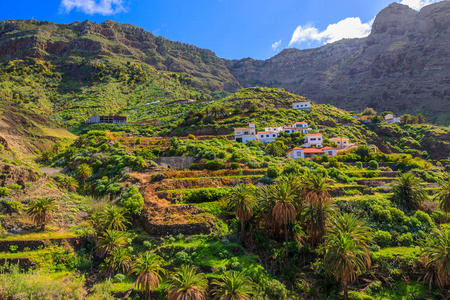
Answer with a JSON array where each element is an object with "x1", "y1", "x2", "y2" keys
[
  {"x1": 365, "y1": 171, "x2": 379, "y2": 178},
  {"x1": 188, "y1": 134, "x2": 196, "y2": 140},
  {"x1": 230, "y1": 162, "x2": 240, "y2": 170},
  {"x1": 431, "y1": 210, "x2": 448, "y2": 224},
  {"x1": 0, "y1": 187, "x2": 11, "y2": 196},
  {"x1": 413, "y1": 210, "x2": 434, "y2": 228},
  {"x1": 399, "y1": 232, "x2": 413, "y2": 246},
  {"x1": 373, "y1": 230, "x2": 392, "y2": 247},
  {"x1": 182, "y1": 187, "x2": 230, "y2": 203},
  {"x1": 113, "y1": 274, "x2": 126, "y2": 283},
  {"x1": 265, "y1": 280, "x2": 288, "y2": 300},
  {"x1": 205, "y1": 160, "x2": 226, "y2": 171},
  {"x1": 267, "y1": 166, "x2": 281, "y2": 178},
  {"x1": 368, "y1": 160, "x2": 379, "y2": 170},
  {"x1": 121, "y1": 189, "x2": 144, "y2": 216},
  {"x1": 151, "y1": 173, "x2": 166, "y2": 182},
  {"x1": 174, "y1": 251, "x2": 191, "y2": 265},
  {"x1": 10, "y1": 184, "x2": 22, "y2": 190}
]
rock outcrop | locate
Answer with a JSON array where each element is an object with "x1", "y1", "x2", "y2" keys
[{"x1": 228, "y1": 2, "x2": 450, "y2": 124}]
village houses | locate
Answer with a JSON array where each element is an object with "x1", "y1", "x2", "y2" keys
[
  {"x1": 292, "y1": 101, "x2": 311, "y2": 110},
  {"x1": 85, "y1": 116, "x2": 127, "y2": 124},
  {"x1": 384, "y1": 113, "x2": 401, "y2": 124}
]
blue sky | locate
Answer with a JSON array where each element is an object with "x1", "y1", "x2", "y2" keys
[{"x1": 0, "y1": 0, "x2": 445, "y2": 60}]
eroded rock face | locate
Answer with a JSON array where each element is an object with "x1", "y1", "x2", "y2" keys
[
  {"x1": 228, "y1": 2, "x2": 450, "y2": 124},
  {"x1": 0, "y1": 19, "x2": 240, "y2": 92}
]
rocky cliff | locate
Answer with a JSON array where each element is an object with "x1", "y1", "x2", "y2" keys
[
  {"x1": 0, "y1": 19, "x2": 240, "y2": 92},
  {"x1": 228, "y1": 2, "x2": 450, "y2": 124}
]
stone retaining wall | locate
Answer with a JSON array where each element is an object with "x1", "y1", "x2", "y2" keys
[
  {"x1": 139, "y1": 214, "x2": 214, "y2": 236},
  {"x1": 0, "y1": 236, "x2": 91, "y2": 252},
  {"x1": 344, "y1": 162, "x2": 398, "y2": 171},
  {"x1": 152, "y1": 157, "x2": 195, "y2": 170},
  {"x1": 0, "y1": 257, "x2": 35, "y2": 270}
]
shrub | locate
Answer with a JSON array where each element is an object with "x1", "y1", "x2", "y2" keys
[
  {"x1": 365, "y1": 171, "x2": 379, "y2": 178},
  {"x1": 431, "y1": 211, "x2": 448, "y2": 224},
  {"x1": 151, "y1": 173, "x2": 165, "y2": 182},
  {"x1": 230, "y1": 162, "x2": 240, "y2": 170},
  {"x1": 205, "y1": 159, "x2": 226, "y2": 171},
  {"x1": 267, "y1": 166, "x2": 281, "y2": 178},
  {"x1": 373, "y1": 230, "x2": 392, "y2": 247},
  {"x1": 368, "y1": 160, "x2": 379, "y2": 170},
  {"x1": 182, "y1": 187, "x2": 230, "y2": 203},
  {"x1": 174, "y1": 251, "x2": 191, "y2": 265},
  {"x1": 413, "y1": 210, "x2": 434, "y2": 228},
  {"x1": 188, "y1": 134, "x2": 196, "y2": 140},
  {"x1": 113, "y1": 274, "x2": 126, "y2": 283},
  {"x1": 399, "y1": 232, "x2": 413, "y2": 246},
  {"x1": 265, "y1": 280, "x2": 288, "y2": 300},
  {"x1": 121, "y1": 190, "x2": 144, "y2": 216},
  {"x1": 0, "y1": 187, "x2": 10, "y2": 196},
  {"x1": 344, "y1": 189, "x2": 362, "y2": 196},
  {"x1": 11, "y1": 159, "x2": 21, "y2": 166},
  {"x1": 10, "y1": 184, "x2": 22, "y2": 190}
]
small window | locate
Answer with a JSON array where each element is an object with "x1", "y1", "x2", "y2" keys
[
  {"x1": 273, "y1": 134, "x2": 276, "y2": 137},
  {"x1": 260, "y1": 135, "x2": 264, "y2": 138},
  {"x1": 266, "y1": 135, "x2": 269, "y2": 137}
]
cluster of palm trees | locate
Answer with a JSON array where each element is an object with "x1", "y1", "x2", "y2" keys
[{"x1": 228, "y1": 172, "x2": 332, "y2": 253}]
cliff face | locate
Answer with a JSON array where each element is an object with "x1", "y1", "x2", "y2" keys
[
  {"x1": 0, "y1": 19, "x2": 240, "y2": 92},
  {"x1": 228, "y1": 2, "x2": 450, "y2": 124}
]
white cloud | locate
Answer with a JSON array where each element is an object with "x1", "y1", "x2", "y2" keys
[
  {"x1": 288, "y1": 17, "x2": 373, "y2": 47},
  {"x1": 272, "y1": 40, "x2": 281, "y2": 51},
  {"x1": 398, "y1": 0, "x2": 443, "y2": 10},
  {"x1": 60, "y1": 0, "x2": 127, "y2": 15}
]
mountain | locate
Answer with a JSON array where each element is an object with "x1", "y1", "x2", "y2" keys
[
  {"x1": 0, "y1": 19, "x2": 240, "y2": 92},
  {"x1": 228, "y1": 2, "x2": 450, "y2": 124}
]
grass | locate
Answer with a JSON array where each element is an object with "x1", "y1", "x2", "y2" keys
[
  {"x1": 0, "y1": 230, "x2": 80, "y2": 241},
  {"x1": 372, "y1": 246, "x2": 421, "y2": 259}
]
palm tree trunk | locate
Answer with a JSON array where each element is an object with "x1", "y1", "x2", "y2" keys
[
  {"x1": 123, "y1": 281, "x2": 138, "y2": 300},
  {"x1": 343, "y1": 280, "x2": 348, "y2": 300},
  {"x1": 319, "y1": 199, "x2": 325, "y2": 242},
  {"x1": 284, "y1": 223, "x2": 289, "y2": 257},
  {"x1": 241, "y1": 218, "x2": 246, "y2": 241},
  {"x1": 41, "y1": 222, "x2": 46, "y2": 231}
]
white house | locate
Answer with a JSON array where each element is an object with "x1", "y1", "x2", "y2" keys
[
  {"x1": 292, "y1": 102, "x2": 311, "y2": 110},
  {"x1": 385, "y1": 114, "x2": 401, "y2": 124},
  {"x1": 303, "y1": 133, "x2": 323, "y2": 148},
  {"x1": 281, "y1": 122, "x2": 309, "y2": 135},
  {"x1": 287, "y1": 146, "x2": 337, "y2": 159},
  {"x1": 264, "y1": 126, "x2": 283, "y2": 133},
  {"x1": 234, "y1": 123, "x2": 257, "y2": 143},
  {"x1": 257, "y1": 131, "x2": 278, "y2": 144}
]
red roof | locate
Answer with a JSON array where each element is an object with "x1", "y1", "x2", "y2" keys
[
  {"x1": 258, "y1": 131, "x2": 277, "y2": 134},
  {"x1": 306, "y1": 133, "x2": 322, "y2": 136},
  {"x1": 303, "y1": 148, "x2": 325, "y2": 154},
  {"x1": 322, "y1": 147, "x2": 337, "y2": 150},
  {"x1": 293, "y1": 122, "x2": 308, "y2": 124}
]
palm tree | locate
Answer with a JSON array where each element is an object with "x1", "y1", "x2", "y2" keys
[
  {"x1": 302, "y1": 172, "x2": 331, "y2": 243},
  {"x1": 436, "y1": 179, "x2": 450, "y2": 216},
  {"x1": 327, "y1": 212, "x2": 372, "y2": 247},
  {"x1": 167, "y1": 265, "x2": 208, "y2": 300},
  {"x1": 124, "y1": 252, "x2": 165, "y2": 300},
  {"x1": 61, "y1": 175, "x2": 79, "y2": 192},
  {"x1": 226, "y1": 184, "x2": 257, "y2": 239},
  {"x1": 101, "y1": 247, "x2": 132, "y2": 279},
  {"x1": 260, "y1": 182, "x2": 298, "y2": 257},
  {"x1": 416, "y1": 113, "x2": 426, "y2": 124},
  {"x1": 421, "y1": 229, "x2": 450, "y2": 290},
  {"x1": 392, "y1": 173, "x2": 427, "y2": 211},
  {"x1": 27, "y1": 198, "x2": 58, "y2": 231},
  {"x1": 76, "y1": 163, "x2": 93, "y2": 185},
  {"x1": 95, "y1": 229, "x2": 128, "y2": 258},
  {"x1": 323, "y1": 231, "x2": 371, "y2": 300},
  {"x1": 98, "y1": 205, "x2": 130, "y2": 232},
  {"x1": 211, "y1": 271, "x2": 255, "y2": 300}
]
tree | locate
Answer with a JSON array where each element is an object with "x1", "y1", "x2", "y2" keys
[
  {"x1": 98, "y1": 206, "x2": 130, "y2": 232},
  {"x1": 101, "y1": 247, "x2": 132, "y2": 279},
  {"x1": 260, "y1": 182, "x2": 298, "y2": 257},
  {"x1": 437, "y1": 179, "x2": 450, "y2": 215},
  {"x1": 416, "y1": 113, "x2": 426, "y2": 124},
  {"x1": 392, "y1": 173, "x2": 427, "y2": 211},
  {"x1": 60, "y1": 175, "x2": 79, "y2": 192},
  {"x1": 323, "y1": 230, "x2": 371, "y2": 300},
  {"x1": 226, "y1": 184, "x2": 257, "y2": 240},
  {"x1": 124, "y1": 252, "x2": 165, "y2": 300},
  {"x1": 167, "y1": 265, "x2": 208, "y2": 300},
  {"x1": 421, "y1": 229, "x2": 450, "y2": 290},
  {"x1": 362, "y1": 107, "x2": 376, "y2": 116},
  {"x1": 327, "y1": 213, "x2": 372, "y2": 248},
  {"x1": 76, "y1": 163, "x2": 93, "y2": 185},
  {"x1": 96, "y1": 229, "x2": 128, "y2": 258},
  {"x1": 211, "y1": 271, "x2": 255, "y2": 300},
  {"x1": 265, "y1": 140, "x2": 288, "y2": 157},
  {"x1": 302, "y1": 172, "x2": 331, "y2": 243},
  {"x1": 27, "y1": 198, "x2": 58, "y2": 231}
]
